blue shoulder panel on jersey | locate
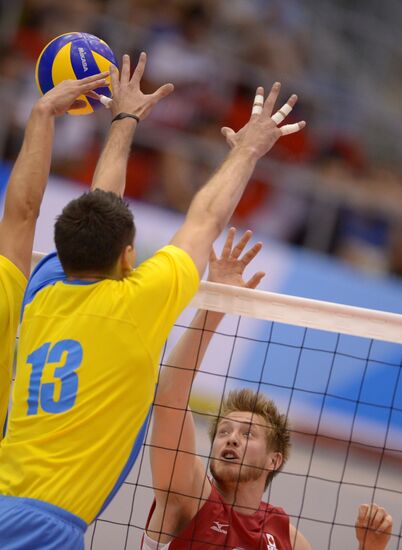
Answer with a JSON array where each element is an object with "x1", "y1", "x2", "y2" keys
[{"x1": 21, "y1": 252, "x2": 66, "y2": 318}]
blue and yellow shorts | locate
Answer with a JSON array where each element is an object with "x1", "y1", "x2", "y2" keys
[{"x1": 0, "y1": 495, "x2": 86, "y2": 549}]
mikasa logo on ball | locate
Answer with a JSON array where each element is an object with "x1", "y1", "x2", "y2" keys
[{"x1": 78, "y1": 47, "x2": 88, "y2": 72}]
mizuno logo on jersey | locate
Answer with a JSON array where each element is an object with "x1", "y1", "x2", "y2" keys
[
  {"x1": 211, "y1": 521, "x2": 229, "y2": 534},
  {"x1": 266, "y1": 533, "x2": 278, "y2": 549}
]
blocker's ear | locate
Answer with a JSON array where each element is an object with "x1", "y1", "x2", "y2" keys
[
  {"x1": 267, "y1": 451, "x2": 283, "y2": 472},
  {"x1": 120, "y1": 244, "x2": 136, "y2": 274}
]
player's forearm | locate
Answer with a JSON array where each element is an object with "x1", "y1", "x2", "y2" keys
[
  {"x1": 186, "y1": 146, "x2": 258, "y2": 237},
  {"x1": 156, "y1": 309, "x2": 224, "y2": 405},
  {"x1": 166, "y1": 309, "x2": 224, "y2": 371},
  {"x1": 91, "y1": 117, "x2": 138, "y2": 196},
  {"x1": 3, "y1": 103, "x2": 54, "y2": 220}
]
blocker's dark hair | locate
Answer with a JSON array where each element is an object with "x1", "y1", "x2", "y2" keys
[{"x1": 54, "y1": 189, "x2": 135, "y2": 275}]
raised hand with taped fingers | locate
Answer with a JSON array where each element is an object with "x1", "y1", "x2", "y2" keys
[{"x1": 221, "y1": 82, "x2": 305, "y2": 160}]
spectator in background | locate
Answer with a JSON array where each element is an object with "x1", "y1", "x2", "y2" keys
[{"x1": 1, "y1": 0, "x2": 401, "y2": 278}]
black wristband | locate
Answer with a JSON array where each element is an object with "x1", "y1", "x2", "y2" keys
[{"x1": 111, "y1": 112, "x2": 140, "y2": 124}]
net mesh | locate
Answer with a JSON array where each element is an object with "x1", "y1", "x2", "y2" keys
[
  {"x1": 82, "y1": 285, "x2": 402, "y2": 549},
  {"x1": 16, "y1": 258, "x2": 402, "y2": 548}
]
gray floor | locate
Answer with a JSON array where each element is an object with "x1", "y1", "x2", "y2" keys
[{"x1": 85, "y1": 418, "x2": 402, "y2": 549}]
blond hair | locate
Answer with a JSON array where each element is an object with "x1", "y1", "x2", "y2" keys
[{"x1": 209, "y1": 388, "x2": 290, "y2": 489}]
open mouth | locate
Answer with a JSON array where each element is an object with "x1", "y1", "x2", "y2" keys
[{"x1": 221, "y1": 450, "x2": 240, "y2": 461}]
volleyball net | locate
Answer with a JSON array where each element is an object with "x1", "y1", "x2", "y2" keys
[{"x1": 80, "y1": 280, "x2": 402, "y2": 550}]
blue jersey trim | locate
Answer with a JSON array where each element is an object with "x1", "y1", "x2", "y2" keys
[
  {"x1": 0, "y1": 495, "x2": 87, "y2": 530},
  {"x1": 96, "y1": 407, "x2": 152, "y2": 519},
  {"x1": 22, "y1": 253, "x2": 103, "y2": 319},
  {"x1": 62, "y1": 279, "x2": 100, "y2": 286},
  {"x1": 21, "y1": 252, "x2": 66, "y2": 318}
]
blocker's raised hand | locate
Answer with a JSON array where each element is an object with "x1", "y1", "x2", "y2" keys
[
  {"x1": 38, "y1": 72, "x2": 109, "y2": 116},
  {"x1": 355, "y1": 503, "x2": 393, "y2": 550},
  {"x1": 221, "y1": 82, "x2": 306, "y2": 160},
  {"x1": 91, "y1": 52, "x2": 174, "y2": 121},
  {"x1": 208, "y1": 227, "x2": 265, "y2": 289}
]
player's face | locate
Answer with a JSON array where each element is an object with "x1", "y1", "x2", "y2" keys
[{"x1": 210, "y1": 411, "x2": 274, "y2": 487}]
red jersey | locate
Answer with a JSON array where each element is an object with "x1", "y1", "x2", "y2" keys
[{"x1": 142, "y1": 483, "x2": 292, "y2": 549}]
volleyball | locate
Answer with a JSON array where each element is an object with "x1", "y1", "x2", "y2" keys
[{"x1": 35, "y1": 32, "x2": 118, "y2": 116}]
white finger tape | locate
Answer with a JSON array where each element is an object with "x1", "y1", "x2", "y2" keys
[
  {"x1": 99, "y1": 95, "x2": 113, "y2": 109},
  {"x1": 280, "y1": 123, "x2": 300, "y2": 136},
  {"x1": 280, "y1": 102, "x2": 293, "y2": 116},
  {"x1": 254, "y1": 94, "x2": 264, "y2": 104},
  {"x1": 271, "y1": 111, "x2": 283, "y2": 124},
  {"x1": 252, "y1": 105, "x2": 263, "y2": 115},
  {"x1": 271, "y1": 102, "x2": 293, "y2": 125}
]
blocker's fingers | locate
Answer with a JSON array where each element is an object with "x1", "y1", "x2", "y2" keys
[
  {"x1": 99, "y1": 95, "x2": 113, "y2": 108},
  {"x1": 240, "y1": 242, "x2": 263, "y2": 266},
  {"x1": 251, "y1": 86, "x2": 264, "y2": 116},
  {"x1": 152, "y1": 82, "x2": 175, "y2": 101},
  {"x1": 209, "y1": 247, "x2": 217, "y2": 262},
  {"x1": 357, "y1": 504, "x2": 370, "y2": 525},
  {"x1": 232, "y1": 230, "x2": 253, "y2": 259},
  {"x1": 109, "y1": 63, "x2": 119, "y2": 92},
  {"x1": 221, "y1": 126, "x2": 237, "y2": 149},
  {"x1": 86, "y1": 90, "x2": 112, "y2": 109},
  {"x1": 120, "y1": 54, "x2": 130, "y2": 84},
  {"x1": 376, "y1": 514, "x2": 393, "y2": 534},
  {"x1": 86, "y1": 91, "x2": 101, "y2": 100},
  {"x1": 271, "y1": 94, "x2": 297, "y2": 125},
  {"x1": 221, "y1": 126, "x2": 235, "y2": 139},
  {"x1": 246, "y1": 271, "x2": 265, "y2": 289},
  {"x1": 222, "y1": 227, "x2": 236, "y2": 258},
  {"x1": 77, "y1": 71, "x2": 109, "y2": 85},
  {"x1": 263, "y1": 82, "x2": 281, "y2": 116},
  {"x1": 366, "y1": 503, "x2": 379, "y2": 523},
  {"x1": 132, "y1": 51, "x2": 147, "y2": 84},
  {"x1": 280, "y1": 120, "x2": 306, "y2": 136},
  {"x1": 370, "y1": 507, "x2": 385, "y2": 530},
  {"x1": 79, "y1": 77, "x2": 107, "y2": 92}
]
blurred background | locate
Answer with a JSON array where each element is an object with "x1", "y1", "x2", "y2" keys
[{"x1": 1, "y1": 0, "x2": 402, "y2": 281}]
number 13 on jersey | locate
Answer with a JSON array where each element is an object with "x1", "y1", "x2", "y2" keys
[{"x1": 26, "y1": 339, "x2": 83, "y2": 415}]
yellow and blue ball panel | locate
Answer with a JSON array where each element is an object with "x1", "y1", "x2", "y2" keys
[{"x1": 35, "y1": 32, "x2": 118, "y2": 116}]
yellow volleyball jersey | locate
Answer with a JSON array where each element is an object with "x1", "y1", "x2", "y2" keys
[
  {"x1": 0, "y1": 255, "x2": 27, "y2": 439},
  {"x1": 0, "y1": 245, "x2": 199, "y2": 523}
]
